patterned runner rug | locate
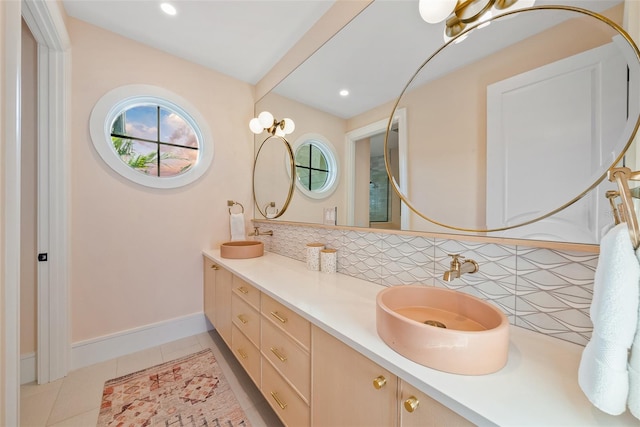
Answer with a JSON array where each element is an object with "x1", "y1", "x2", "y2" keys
[{"x1": 97, "y1": 348, "x2": 251, "y2": 426}]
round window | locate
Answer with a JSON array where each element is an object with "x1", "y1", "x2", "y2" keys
[
  {"x1": 90, "y1": 85, "x2": 213, "y2": 188},
  {"x1": 292, "y1": 133, "x2": 338, "y2": 199}
]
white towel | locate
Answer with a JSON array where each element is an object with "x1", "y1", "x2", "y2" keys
[
  {"x1": 579, "y1": 223, "x2": 640, "y2": 415},
  {"x1": 229, "y1": 212, "x2": 246, "y2": 241},
  {"x1": 628, "y1": 246, "x2": 640, "y2": 420}
]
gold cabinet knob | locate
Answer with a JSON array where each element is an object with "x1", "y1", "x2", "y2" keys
[
  {"x1": 404, "y1": 396, "x2": 419, "y2": 413},
  {"x1": 210, "y1": 264, "x2": 219, "y2": 270},
  {"x1": 372, "y1": 375, "x2": 387, "y2": 389}
]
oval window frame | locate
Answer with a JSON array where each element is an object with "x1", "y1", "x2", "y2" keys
[
  {"x1": 291, "y1": 133, "x2": 339, "y2": 199},
  {"x1": 89, "y1": 84, "x2": 214, "y2": 189}
]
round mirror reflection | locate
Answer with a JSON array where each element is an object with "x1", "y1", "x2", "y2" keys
[
  {"x1": 386, "y1": 6, "x2": 640, "y2": 242},
  {"x1": 253, "y1": 135, "x2": 294, "y2": 219}
]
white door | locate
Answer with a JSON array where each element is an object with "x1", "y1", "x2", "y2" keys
[{"x1": 486, "y1": 41, "x2": 628, "y2": 243}]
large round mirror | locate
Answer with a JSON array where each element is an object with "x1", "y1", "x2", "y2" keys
[
  {"x1": 253, "y1": 135, "x2": 295, "y2": 219},
  {"x1": 386, "y1": 5, "x2": 640, "y2": 240}
]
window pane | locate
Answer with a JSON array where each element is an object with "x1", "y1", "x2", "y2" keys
[
  {"x1": 295, "y1": 144, "x2": 311, "y2": 167},
  {"x1": 159, "y1": 108, "x2": 198, "y2": 148},
  {"x1": 310, "y1": 170, "x2": 328, "y2": 191},
  {"x1": 296, "y1": 166, "x2": 310, "y2": 189},
  {"x1": 159, "y1": 145, "x2": 197, "y2": 177},
  {"x1": 112, "y1": 137, "x2": 158, "y2": 175},
  {"x1": 310, "y1": 145, "x2": 328, "y2": 170},
  {"x1": 111, "y1": 113, "x2": 125, "y2": 135},
  {"x1": 119, "y1": 105, "x2": 158, "y2": 141}
]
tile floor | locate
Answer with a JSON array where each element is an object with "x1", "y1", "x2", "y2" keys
[{"x1": 20, "y1": 331, "x2": 284, "y2": 427}]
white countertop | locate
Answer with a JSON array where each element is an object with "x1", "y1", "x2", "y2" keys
[{"x1": 203, "y1": 249, "x2": 638, "y2": 426}]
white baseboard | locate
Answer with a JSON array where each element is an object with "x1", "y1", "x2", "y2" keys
[
  {"x1": 20, "y1": 352, "x2": 36, "y2": 385},
  {"x1": 71, "y1": 312, "x2": 212, "y2": 370}
]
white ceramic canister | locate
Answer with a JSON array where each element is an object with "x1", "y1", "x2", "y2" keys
[
  {"x1": 320, "y1": 248, "x2": 337, "y2": 273},
  {"x1": 306, "y1": 243, "x2": 325, "y2": 271}
]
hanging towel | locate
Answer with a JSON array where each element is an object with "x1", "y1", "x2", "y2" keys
[
  {"x1": 578, "y1": 223, "x2": 640, "y2": 415},
  {"x1": 628, "y1": 246, "x2": 640, "y2": 420},
  {"x1": 229, "y1": 212, "x2": 246, "y2": 241}
]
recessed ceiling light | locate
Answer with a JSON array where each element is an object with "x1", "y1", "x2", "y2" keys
[
  {"x1": 160, "y1": 2, "x2": 177, "y2": 16},
  {"x1": 339, "y1": 89, "x2": 349, "y2": 97}
]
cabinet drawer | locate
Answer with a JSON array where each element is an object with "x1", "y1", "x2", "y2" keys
[
  {"x1": 231, "y1": 325, "x2": 260, "y2": 387},
  {"x1": 261, "y1": 294, "x2": 310, "y2": 350},
  {"x1": 262, "y1": 357, "x2": 310, "y2": 427},
  {"x1": 232, "y1": 294, "x2": 260, "y2": 346},
  {"x1": 232, "y1": 275, "x2": 260, "y2": 310},
  {"x1": 262, "y1": 317, "x2": 310, "y2": 402}
]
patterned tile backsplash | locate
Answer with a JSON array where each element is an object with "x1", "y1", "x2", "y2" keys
[{"x1": 254, "y1": 221, "x2": 599, "y2": 346}]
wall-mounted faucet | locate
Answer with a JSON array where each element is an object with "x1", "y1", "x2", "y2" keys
[
  {"x1": 443, "y1": 254, "x2": 478, "y2": 281},
  {"x1": 249, "y1": 226, "x2": 273, "y2": 237}
]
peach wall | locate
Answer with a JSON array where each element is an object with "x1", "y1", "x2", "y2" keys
[
  {"x1": 69, "y1": 18, "x2": 254, "y2": 342},
  {"x1": 20, "y1": 19, "x2": 37, "y2": 356},
  {"x1": 0, "y1": 0, "x2": 7, "y2": 417}
]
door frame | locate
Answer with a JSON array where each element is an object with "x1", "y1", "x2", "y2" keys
[
  {"x1": 21, "y1": 0, "x2": 71, "y2": 385},
  {"x1": 4, "y1": 1, "x2": 23, "y2": 424},
  {"x1": 345, "y1": 108, "x2": 408, "y2": 228}
]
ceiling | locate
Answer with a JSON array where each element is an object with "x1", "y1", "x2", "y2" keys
[
  {"x1": 61, "y1": 0, "x2": 336, "y2": 84},
  {"x1": 62, "y1": 0, "x2": 623, "y2": 119}
]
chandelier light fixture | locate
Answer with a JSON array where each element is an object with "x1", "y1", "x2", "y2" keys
[
  {"x1": 419, "y1": 0, "x2": 536, "y2": 41},
  {"x1": 249, "y1": 111, "x2": 295, "y2": 137}
]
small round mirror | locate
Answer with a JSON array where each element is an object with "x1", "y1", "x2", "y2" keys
[
  {"x1": 253, "y1": 135, "x2": 295, "y2": 219},
  {"x1": 386, "y1": 5, "x2": 640, "y2": 239}
]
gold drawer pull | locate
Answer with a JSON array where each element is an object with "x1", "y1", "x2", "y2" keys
[
  {"x1": 210, "y1": 264, "x2": 219, "y2": 270},
  {"x1": 270, "y1": 347, "x2": 287, "y2": 362},
  {"x1": 237, "y1": 314, "x2": 248, "y2": 324},
  {"x1": 373, "y1": 375, "x2": 387, "y2": 389},
  {"x1": 404, "y1": 396, "x2": 419, "y2": 413},
  {"x1": 270, "y1": 311, "x2": 288, "y2": 324},
  {"x1": 236, "y1": 349, "x2": 248, "y2": 359},
  {"x1": 270, "y1": 392, "x2": 287, "y2": 410},
  {"x1": 237, "y1": 286, "x2": 249, "y2": 294}
]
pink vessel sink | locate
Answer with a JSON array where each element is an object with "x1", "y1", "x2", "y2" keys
[
  {"x1": 376, "y1": 285, "x2": 509, "y2": 375},
  {"x1": 220, "y1": 241, "x2": 264, "y2": 259}
]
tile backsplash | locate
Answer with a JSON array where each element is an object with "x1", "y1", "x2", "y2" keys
[{"x1": 253, "y1": 221, "x2": 598, "y2": 346}]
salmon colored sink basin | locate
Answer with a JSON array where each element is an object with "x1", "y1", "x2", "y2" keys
[
  {"x1": 376, "y1": 285, "x2": 509, "y2": 375},
  {"x1": 220, "y1": 241, "x2": 264, "y2": 259}
]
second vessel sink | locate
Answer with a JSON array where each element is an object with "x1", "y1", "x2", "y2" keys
[
  {"x1": 220, "y1": 241, "x2": 264, "y2": 259},
  {"x1": 376, "y1": 285, "x2": 509, "y2": 375}
]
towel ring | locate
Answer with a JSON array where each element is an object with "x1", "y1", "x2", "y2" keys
[{"x1": 227, "y1": 200, "x2": 244, "y2": 215}]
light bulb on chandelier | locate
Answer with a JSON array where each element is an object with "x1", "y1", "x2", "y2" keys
[
  {"x1": 418, "y1": 0, "x2": 535, "y2": 42},
  {"x1": 249, "y1": 111, "x2": 295, "y2": 136}
]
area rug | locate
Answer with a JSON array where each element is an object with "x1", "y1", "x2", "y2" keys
[{"x1": 97, "y1": 348, "x2": 251, "y2": 427}]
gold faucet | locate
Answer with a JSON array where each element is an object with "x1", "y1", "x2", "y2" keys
[
  {"x1": 249, "y1": 226, "x2": 273, "y2": 236},
  {"x1": 443, "y1": 254, "x2": 478, "y2": 281}
]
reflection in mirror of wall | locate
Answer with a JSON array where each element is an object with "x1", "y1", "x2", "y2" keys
[
  {"x1": 387, "y1": 5, "x2": 640, "y2": 244},
  {"x1": 254, "y1": 0, "x2": 639, "y2": 244}
]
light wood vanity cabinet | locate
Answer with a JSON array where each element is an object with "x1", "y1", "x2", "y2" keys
[
  {"x1": 202, "y1": 257, "x2": 217, "y2": 325},
  {"x1": 399, "y1": 380, "x2": 475, "y2": 427},
  {"x1": 261, "y1": 294, "x2": 311, "y2": 426},
  {"x1": 311, "y1": 326, "x2": 475, "y2": 427},
  {"x1": 231, "y1": 276, "x2": 261, "y2": 386},
  {"x1": 312, "y1": 326, "x2": 397, "y2": 427},
  {"x1": 202, "y1": 256, "x2": 473, "y2": 427},
  {"x1": 202, "y1": 258, "x2": 232, "y2": 346}
]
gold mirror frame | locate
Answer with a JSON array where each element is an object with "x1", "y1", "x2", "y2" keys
[
  {"x1": 252, "y1": 135, "x2": 295, "y2": 219},
  {"x1": 385, "y1": 5, "x2": 640, "y2": 234}
]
